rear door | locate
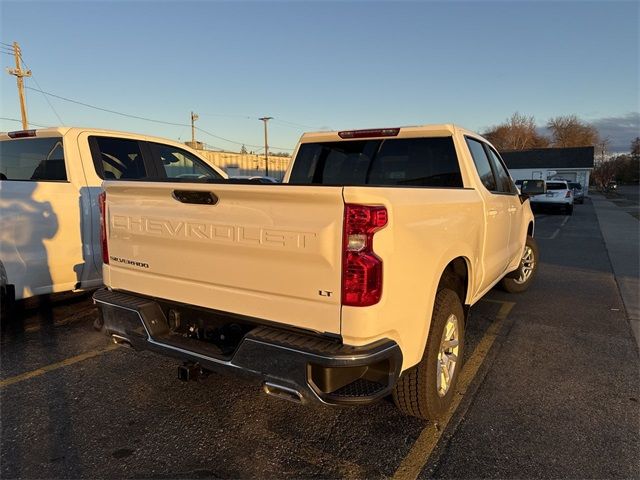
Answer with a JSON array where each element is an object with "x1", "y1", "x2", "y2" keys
[
  {"x1": 465, "y1": 137, "x2": 512, "y2": 291},
  {"x1": 0, "y1": 135, "x2": 84, "y2": 299},
  {"x1": 485, "y1": 145, "x2": 523, "y2": 263},
  {"x1": 104, "y1": 182, "x2": 345, "y2": 334}
]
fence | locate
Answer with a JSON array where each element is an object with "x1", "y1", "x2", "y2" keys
[{"x1": 197, "y1": 150, "x2": 291, "y2": 181}]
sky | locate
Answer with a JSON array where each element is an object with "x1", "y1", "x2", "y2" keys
[{"x1": 1, "y1": 0, "x2": 638, "y2": 152}]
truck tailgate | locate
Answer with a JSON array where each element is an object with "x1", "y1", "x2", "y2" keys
[{"x1": 103, "y1": 182, "x2": 344, "y2": 334}]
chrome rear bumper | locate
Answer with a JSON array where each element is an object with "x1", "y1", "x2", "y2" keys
[{"x1": 93, "y1": 288, "x2": 402, "y2": 405}]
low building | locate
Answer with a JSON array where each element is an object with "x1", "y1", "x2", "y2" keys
[
  {"x1": 501, "y1": 146, "x2": 594, "y2": 191},
  {"x1": 185, "y1": 144, "x2": 291, "y2": 180}
]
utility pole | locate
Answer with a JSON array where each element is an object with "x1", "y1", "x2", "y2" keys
[
  {"x1": 6, "y1": 42, "x2": 32, "y2": 130},
  {"x1": 259, "y1": 116, "x2": 273, "y2": 176},
  {"x1": 190, "y1": 111, "x2": 199, "y2": 145}
]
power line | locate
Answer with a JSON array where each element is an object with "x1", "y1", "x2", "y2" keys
[
  {"x1": 21, "y1": 86, "x2": 294, "y2": 151},
  {"x1": 24, "y1": 86, "x2": 188, "y2": 127},
  {"x1": 19, "y1": 57, "x2": 64, "y2": 125},
  {"x1": 1, "y1": 116, "x2": 50, "y2": 128}
]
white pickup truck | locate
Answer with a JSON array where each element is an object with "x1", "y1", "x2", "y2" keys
[
  {"x1": 94, "y1": 124, "x2": 542, "y2": 420},
  {"x1": 0, "y1": 127, "x2": 225, "y2": 319}
]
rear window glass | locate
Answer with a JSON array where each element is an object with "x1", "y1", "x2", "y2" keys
[
  {"x1": 569, "y1": 182, "x2": 582, "y2": 189},
  {"x1": 91, "y1": 136, "x2": 147, "y2": 180},
  {"x1": 288, "y1": 137, "x2": 462, "y2": 188},
  {"x1": 547, "y1": 182, "x2": 567, "y2": 190},
  {"x1": 0, "y1": 137, "x2": 67, "y2": 181}
]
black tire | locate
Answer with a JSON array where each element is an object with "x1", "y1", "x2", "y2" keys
[
  {"x1": 500, "y1": 235, "x2": 539, "y2": 293},
  {"x1": 566, "y1": 204, "x2": 574, "y2": 215},
  {"x1": 0, "y1": 285, "x2": 16, "y2": 331},
  {"x1": 392, "y1": 288, "x2": 465, "y2": 420}
]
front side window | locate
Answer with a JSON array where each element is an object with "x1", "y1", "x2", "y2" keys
[
  {"x1": 289, "y1": 137, "x2": 462, "y2": 188},
  {"x1": 91, "y1": 136, "x2": 148, "y2": 180},
  {"x1": 486, "y1": 147, "x2": 516, "y2": 194},
  {"x1": 0, "y1": 137, "x2": 67, "y2": 181},
  {"x1": 152, "y1": 144, "x2": 223, "y2": 180},
  {"x1": 466, "y1": 138, "x2": 497, "y2": 192}
]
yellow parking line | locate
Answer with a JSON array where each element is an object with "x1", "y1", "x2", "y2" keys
[
  {"x1": 392, "y1": 300, "x2": 515, "y2": 480},
  {"x1": 0, "y1": 343, "x2": 118, "y2": 389}
]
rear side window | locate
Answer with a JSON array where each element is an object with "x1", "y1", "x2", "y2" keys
[
  {"x1": 289, "y1": 137, "x2": 462, "y2": 187},
  {"x1": 90, "y1": 136, "x2": 148, "y2": 180},
  {"x1": 0, "y1": 137, "x2": 67, "y2": 181},
  {"x1": 151, "y1": 143, "x2": 223, "y2": 180}
]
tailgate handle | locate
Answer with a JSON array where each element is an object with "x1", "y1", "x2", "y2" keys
[{"x1": 172, "y1": 190, "x2": 218, "y2": 205}]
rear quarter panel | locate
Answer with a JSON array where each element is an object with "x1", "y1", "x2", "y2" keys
[{"x1": 341, "y1": 187, "x2": 484, "y2": 371}]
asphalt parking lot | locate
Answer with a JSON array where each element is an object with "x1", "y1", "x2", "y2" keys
[{"x1": 1, "y1": 198, "x2": 639, "y2": 479}]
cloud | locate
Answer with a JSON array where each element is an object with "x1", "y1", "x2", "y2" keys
[{"x1": 588, "y1": 112, "x2": 639, "y2": 152}]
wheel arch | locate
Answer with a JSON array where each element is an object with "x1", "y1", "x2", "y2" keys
[{"x1": 437, "y1": 256, "x2": 472, "y2": 307}]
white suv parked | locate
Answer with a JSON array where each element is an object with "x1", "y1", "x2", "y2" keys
[{"x1": 529, "y1": 180, "x2": 574, "y2": 214}]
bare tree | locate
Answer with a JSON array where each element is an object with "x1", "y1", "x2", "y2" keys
[
  {"x1": 483, "y1": 112, "x2": 549, "y2": 151},
  {"x1": 591, "y1": 159, "x2": 617, "y2": 189},
  {"x1": 546, "y1": 115, "x2": 599, "y2": 147},
  {"x1": 631, "y1": 137, "x2": 640, "y2": 160},
  {"x1": 596, "y1": 137, "x2": 611, "y2": 164}
]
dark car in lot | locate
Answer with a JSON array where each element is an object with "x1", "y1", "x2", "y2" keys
[{"x1": 568, "y1": 182, "x2": 585, "y2": 204}]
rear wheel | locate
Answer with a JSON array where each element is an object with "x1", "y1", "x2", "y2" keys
[
  {"x1": 500, "y1": 235, "x2": 539, "y2": 293},
  {"x1": 393, "y1": 288, "x2": 465, "y2": 420},
  {"x1": 566, "y1": 204, "x2": 574, "y2": 215},
  {"x1": 0, "y1": 284, "x2": 16, "y2": 330}
]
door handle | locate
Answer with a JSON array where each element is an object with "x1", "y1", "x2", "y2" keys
[
  {"x1": 488, "y1": 209, "x2": 498, "y2": 217},
  {"x1": 508, "y1": 206, "x2": 517, "y2": 213},
  {"x1": 172, "y1": 190, "x2": 219, "y2": 205}
]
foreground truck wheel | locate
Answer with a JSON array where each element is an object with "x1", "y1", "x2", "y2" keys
[
  {"x1": 500, "y1": 236, "x2": 539, "y2": 293},
  {"x1": 393, "y1": 288, "x2": 465, "y2": 420}
]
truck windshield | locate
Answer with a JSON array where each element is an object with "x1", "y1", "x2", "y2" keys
[{"x1": 288, "y1": 137, "x2": 462, "y2": 188}]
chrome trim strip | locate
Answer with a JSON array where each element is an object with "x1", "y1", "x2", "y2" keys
[{"x1": 243, "y1": 337, "x2": 399, "y2": 362}]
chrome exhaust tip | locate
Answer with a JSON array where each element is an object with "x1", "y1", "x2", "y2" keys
[
  {"x1": 111, "y1": 334, "x2": 132, "y2": 348},
  {"x1": 263, "y1": 382, "x2": 303, "y2": 403}
]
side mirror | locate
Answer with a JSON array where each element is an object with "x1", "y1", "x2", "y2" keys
[{"x1": 521, "y1": 179, "x2": 546, "y2": 196}]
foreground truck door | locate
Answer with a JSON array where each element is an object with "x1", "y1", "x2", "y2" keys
[
  {"x1": 485, "y1": 145, "x2": 523, "y2": 262},
  {"x1": 465, "y1": 137, "x2": 511, "y2": 289}
]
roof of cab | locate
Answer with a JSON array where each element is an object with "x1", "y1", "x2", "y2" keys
[
  {"x1": 0, "y1": 126, "x2": 196, "y2": 151},
  {"x1": 298, "y1": 124, "x2": 484, "y2": 143}
]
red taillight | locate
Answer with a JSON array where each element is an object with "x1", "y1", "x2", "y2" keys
[
  {"x1": 338, "y1": 128, "x2": 400, "y2": 139},
  {"x1": 98, "y1": 191, "x2": 109, "y2": 264},
  {"x1": 8, "y1": 130, "x2": 36, "y2": 138},
  {"x1": 342, "y1": 204, "x2": 388, "y2": 307},
  {"x1": 565, "y1": 191, "x2": 572, "y2": 198}
]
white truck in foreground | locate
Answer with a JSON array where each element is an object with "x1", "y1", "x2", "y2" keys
[
  {"x1": 0, "y1": 127, "x2": 225, "y2": 319},
  {"x1": 94, "y1": 124, "x2": 542, "y2": 420}
]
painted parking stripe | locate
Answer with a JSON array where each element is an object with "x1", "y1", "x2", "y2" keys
[
  {"x1": 392, "y1": 299, "x2": 515, "y2": 480},
  {"x1": 0, "y1": 344, "x2": 118, "y2": 389}
]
